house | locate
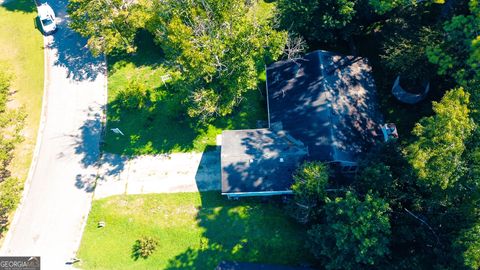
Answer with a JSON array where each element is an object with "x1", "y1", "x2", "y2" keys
[{"x1": 221, "y1": 50, "x2": 384, "y2": 198}]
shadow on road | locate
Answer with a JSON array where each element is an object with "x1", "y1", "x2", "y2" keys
[
  {"x1": 3, "y1": 0, "x2": 105, "y2": 82},
  {"x1": 73, "y1": 106, "x2": 126, "y2": 193},
  {"x1": 45, "y1": 0, "x2": 106, "y2": 81}
]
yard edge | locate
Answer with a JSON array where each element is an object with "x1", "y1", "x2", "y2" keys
[{"x1": 0, "y1": 34, "x2": 49, "y2": 254}]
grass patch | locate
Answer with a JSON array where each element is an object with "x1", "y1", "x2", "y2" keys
[
  {"x1": 0, "y1": 0, "x2": 44, "y2": 238},
  {"x1": 103, "y1": 32, "x2": 267, "y2": 155},
  {"x1": 77, "y1": 192, "x2": 313, "y2": 269},
  {"x1": 0, "y1": 0, "x2": 44, "y2": 179}
]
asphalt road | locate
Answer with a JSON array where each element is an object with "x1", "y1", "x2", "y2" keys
[{"x1": 0, "y1": 0, "x2": 106, "y2": 268}]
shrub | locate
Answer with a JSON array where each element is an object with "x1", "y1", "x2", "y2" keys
[
  {"x1": 116, "y1": 80, "x2": 150, "y2": 111},
  {"x1": 132, "y1": 236, "x2": 159, "y2": 259}
]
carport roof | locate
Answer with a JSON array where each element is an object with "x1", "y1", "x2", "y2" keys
[{"x1": 221, "y1": 129, "x2": 307, "y2": 194}]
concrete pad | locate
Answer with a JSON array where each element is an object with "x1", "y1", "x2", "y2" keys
[{"x1": 94, "y1": 150, "x2": 221, "y2": 199}]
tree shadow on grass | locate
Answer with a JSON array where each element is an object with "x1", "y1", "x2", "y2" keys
[
  {"x1": 108, "y1": 31, "x2": 165, "y2": 72},
  {"x1": 164, "y1": 192, "x2": 315, "y2": 269},
  {"x1": 104, "y1": 91, "x2": 204, "y2": 155},
  {"x1": 103, "y1": 30, "x2": 268, "y2": 155},
  {"x1": 1, "y1": 0, "x2": 36, "y2": 13},
  {"x1": 103, "y1": 86, "x2": 268, "y2": 156}
]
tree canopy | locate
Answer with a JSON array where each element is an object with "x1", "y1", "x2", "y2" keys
[
  {"x1": 289, "y1": 161, "x2": 329, "y2": 223},
  {"x1": 68, "y1": 0, "x2": 151, "y2": 56},
  {"x1": 150, "y1": 0, "x2": 286, "y2": 121},
  {"x1": 276, "y1": 0, "x2": 359, "y2": 44},
  {"x1": 426, "y1": 0, "x2": 480, "y2": 87},
  {"x1": 406, "y1": 88, "x2": 474, "y2": 190},
  {"x1": 307, "y1": 191, "x2": 391, "y2": 270}
]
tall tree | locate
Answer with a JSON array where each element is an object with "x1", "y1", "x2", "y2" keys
[
  {"x1": 68, "y1": 0, "x2": 151, "y2": 56},
  {"x1": 368, "y1": 0, "x2": 443, "y2": 14},
  {"x1": 150, "y1": 0, "x2": 287, "y2": 122},
  {"x1": 426, "y1": 0, "x2": 480, "y2": 88},
  {"x1": 289, "y1": 161, "x2": 329, "y2": 223},
  {"x1": 380, "y1": 26, "x2": 439, "y2": 84},
  {"x1": 276, "y1": 0, "x2": 358, "y2": 44},
  {"x1": 307, "y1": 191, "x2": 391, "y2": 270},
  {"x1": 453, "y1": 223, "x2": 480, "y2": 269},
  {"x1": 406, "y1": 88, "x2": 474, "y2": 190}
]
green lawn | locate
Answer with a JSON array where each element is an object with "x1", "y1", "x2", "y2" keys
[
  {"x1": 0, "y1": 0, "x2": 44, "y2": 239},
  {"x1": 103, "y1": 2, "x2": 275, "y2": 156},
  {"x1": 77, "y1": 192, "x2": 313, "y2": 269},
  {"x1": 0, "y1": 0, "x2": 44, "y2": 181}
]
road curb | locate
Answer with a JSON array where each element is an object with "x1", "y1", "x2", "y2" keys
[
  {"x1": 71, "y1": 54, "x2": 109, "y2": 259},
  {"x1": 1, "y1": 34, "x2": 51, "y2": 254}
]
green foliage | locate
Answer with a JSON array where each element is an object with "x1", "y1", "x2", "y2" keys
[
  {"x1": 426, "y1": 0, "x2": 480, "y2": 87},
  {"x1": 133, "y1": 236, "x2": 159, "y2": 259},
  {"x1": 0, "y1": 177, "x2": 21, "y2": 212},
  {"x1": 307, "y1": 191, "x2": 391, "y2": 270},
  {"x1": 0, "y1": 177, "x2": 21, "y2": 235},
  {"x1": 289, "y1": 161, "x2": 329, "y2": 223},
  {"x1": 381, "y1": 26, "x2": 439, "y2": 83},
  {"x1": 104, "y1": 33, "x2": 269, "y2": 155},
  {"x1": 357, "y1": 162, "x2": 393, "y2": 192},
  {"x1": 68, "y1": 0, "x2": 151, "y2": 56},
  {"x1": 276, "y1": 0, "x2": 358, "y2": 44},
  {"x1": 116, "y1": 80, "x2": 150, "y2": 112},
  {"x1": 291, "y1": 161, "x2": 329, "y2": 205},
  {"x1": 453, "y1": 224, "x2": 480, "y2": 270},
  {"x1": 406, "y1": 88, "x2": 475, "y2": 190},
  {"x1": 0, "y1": 70, "x2": 25, "y2": 235},
  {"x1": 369, "y1": 0, "x2": 444, "y2": 14},
  {"x1": 368, "y1": 0, "x2": 416, "y2": 14},
  {"x1": 0, "y1": 71, "x2": 25, "y2": 183},
  {"x1": 151, "y1": 0, "x2": 286, "y2": 122}
]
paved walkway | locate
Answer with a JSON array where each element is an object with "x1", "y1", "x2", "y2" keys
[
  {"x1": 93, "y1": 150, "x2": 221, "y2": 199},
  {"x1": 0, "y1": 0, "x2": 106, "y2": 268}
]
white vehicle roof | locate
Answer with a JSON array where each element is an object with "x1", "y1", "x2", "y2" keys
[{"x1": 37, "y1": 3, "x2": 55, "y2": 20}]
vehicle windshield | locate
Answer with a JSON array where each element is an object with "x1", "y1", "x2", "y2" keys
[{"x1": 41, "y1": 18, "x2": 53, "y2": 26}]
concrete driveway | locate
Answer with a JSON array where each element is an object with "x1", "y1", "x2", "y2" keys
[
  {"x1": 0, "y1": 0, "x2": 106, "y2": 268},
  {"x1": 94, "y1": 151, "x2": 221, "y2": 199}
]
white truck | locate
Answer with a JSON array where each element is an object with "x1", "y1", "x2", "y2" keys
[{"x1": 37, "y1": 2, "x2": 57, "y2": 34}]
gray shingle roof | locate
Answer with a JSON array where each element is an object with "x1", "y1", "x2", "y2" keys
[
  {"x1": 267, "y1": 50, "x2": 383, "y2": 163},
  {"x1": 221, "y1": 129, "x2": 307, "y2": 194},
  {"x1": 220, "y1": 50, "x2": 383, "y2": 195}
]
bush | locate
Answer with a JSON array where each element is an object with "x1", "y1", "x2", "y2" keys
[
  {"x1": 132, "y1": 236, "x2": 159, "y2": 259},
  {"x1": 116, "y1": 80, "x2": 150, "y2": 111},
  {"x1": 0, "y1": 70, "x2": 25, "y2": 236},
  {"x1": 0, "y1": 177, "x2": 22, "y2": 235}
]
